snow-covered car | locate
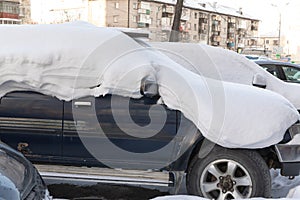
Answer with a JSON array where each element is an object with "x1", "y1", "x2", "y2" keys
[
  {"x1": 243, "y1": 54, "x2": 271, "y2": 61},
  {"x1": 0, "y1": 141, "x2": 51, "y2": 200},
  {"x1": 0, "y1": 23, "x2": 299, "y2": 200},
  {"x1": 151, "y1": 42, "x2": 300, "y2": 112},
  {"x1": 255, "y1": 60, "x2": 300, "y2": 84}
]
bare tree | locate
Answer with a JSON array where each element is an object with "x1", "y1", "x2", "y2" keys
[{"x1": 169, "y1": 0, "x2": 184, "y2": 42}]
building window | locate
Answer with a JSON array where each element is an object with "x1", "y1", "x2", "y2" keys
[
  {"x1": 113, "y1": 15, "x2": 118, "y2": 23},
  {"x1": 156, "y1": 19, "x2": 161, "y2": 26},
  {"x1": 115, "y1": 2, "x2": 119, "y2": 9},
  {"x1": 133, "y1": 2, "x2": 138, "y2": 9},
  {"x1": 194, "y1": 12, "x2": 197, "y2": 19},
  {"x1": 194, "y1": 24, "x2": 197, "y2": 31},
  {"x1": 273, "y1": 40, "x2": 279, "y2": 45},
  {"x1": 265, "y1": 40, "x2": 269, "y2": 44},
  {"x1": 132, "y1": 15, "x2": 137, "y2": 23}
]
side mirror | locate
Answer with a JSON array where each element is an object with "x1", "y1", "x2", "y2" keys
[
  {"x1": 140, "y1": 77, "x2": 159, "y2": 98},
  {"x1": 252, "y1": 73, "x2": 267, "y2": 88}
]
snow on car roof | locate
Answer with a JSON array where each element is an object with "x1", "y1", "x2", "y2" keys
[
  {"x1": 0, "y1": 22, "x2": 298, "y2": 149},
  {"x1": 151, "y1": 42, "x2": 300, "y2": 110}
]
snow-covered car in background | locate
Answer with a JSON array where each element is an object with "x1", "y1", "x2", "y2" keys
[
  {"x1": 151, "y1": 42, "x2": 300, "y2": 112},
  {"x1": 255, "y1": 60, "x2": 300, "y2": 84},
  {"x1": 0, "y1": 23, "x2": 299, "y2": 200},
  {"x1": 243, "y1": 54, "x2": 271, "y2": 61},
  {"x1": 0, "y1": 141, "x2": 50, "y2": 200}
]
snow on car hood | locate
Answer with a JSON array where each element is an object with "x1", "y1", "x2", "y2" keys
[
  {"x1": 0, "y1": 22, "x2": 299, "y2": 149},
  {"x1": 151, "y1": 42, "x2": 300, "y2": 110}
]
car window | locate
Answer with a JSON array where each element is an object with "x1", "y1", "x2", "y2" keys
[
  {"x1": 261, "y1": 65, "x2": 279, "y2": 77},
  {"x1": 282, "y1": 66, "x2": 300, "y2": 83}
]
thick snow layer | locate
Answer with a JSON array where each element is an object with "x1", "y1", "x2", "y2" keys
[
  {"x1": 0, "y1": 22, "x2": 299, "y2": 148},
  {"x1": 151, "y1": 42, "x2": 300, "y2": 110}
]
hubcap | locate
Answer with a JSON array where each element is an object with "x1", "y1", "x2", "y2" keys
[{"x1": 200, "y1": 159, "x2": 253, "y2": 200}]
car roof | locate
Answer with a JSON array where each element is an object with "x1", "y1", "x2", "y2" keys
[{"x1": 255, "y1": 60, "x2": 300, "y2": 69}]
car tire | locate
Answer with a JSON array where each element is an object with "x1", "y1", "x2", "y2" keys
[{"x1": 186, "y1": 145, "x2": 271, "y2": 199}]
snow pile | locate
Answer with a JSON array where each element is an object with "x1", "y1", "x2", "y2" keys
[
  {"x1": 0, "y1": 22, "x2": 299, "y2": 148},
  {"x1": 151, "y1": 194, "x2": 300, "y2": 200},
  {"x1": 151, "y1": 42, "x2": 300, "y2": 110},
  {"x1": 151, "y1": 185, "x2": 300, "y2": 200}
]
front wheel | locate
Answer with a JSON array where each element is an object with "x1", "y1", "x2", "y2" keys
[{"x1": 186, "y1": 146, "x2": 271, "y2": 199}]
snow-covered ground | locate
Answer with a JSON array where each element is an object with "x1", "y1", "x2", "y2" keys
[{"x1": 151, "y1": 170, "x2": 300, "y2": 200}]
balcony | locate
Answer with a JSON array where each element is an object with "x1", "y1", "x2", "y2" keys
[
  {"x1": 199, "y1": 29, "x2": 207, "y2": 34},
  {"x1": 139, "y1": 2, "x2": 150, "y2": 10},
  {"x1": 211, "y1": 15, "x2": 221, "y2": 21},
  {"x1": 138, "y1": 14, "x2": 151, "y2": 25},
  {"x1": 251, "y1": 25, "x2": 258, "y2": 31},
  {"x1": 162, "y1": 5, "x2": 173, "y2": 14},
  {"x1": 138, "y1": 8, "x2": 150, "y2": 15},
  {"x1": 212, "y1": 35, "x2": 221, "y2": 42},
  {"x1": 237, "y1": 21, "x2": 247, "y2": 30},
  {"x1": 227, "y1": 33, "x2": 235, "y2": 39},
  {"x1": 0, "y1": 12, "x2": 19, "y2": 19},
  {"x1": 137, "y1": 22, "x2": 149, "y2": 28},
  {"x1": 161, "y1": 24, "x2": 171, "y2": 31},
  {"x1": 211, "y1": 41, "x2": 220, "y2": 46},
  {"x1": 199, "y1": 18, "x2": 208, "y2": 24},
  {"x1": 212, "y1": 25, "x2": 221, "y2": 32},
  {"x1": 181, "y1": 8, "x2": 190, "y2": 21},
  {"x1": 227, "y1": 27, "x2": 235, "y2": 34},
  {"x1": 228, "y1": 22, "x2": 235, "y2": 28}
]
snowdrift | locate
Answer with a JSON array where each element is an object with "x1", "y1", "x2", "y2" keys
[{"x1": 0, "y1": 22, "x2": 299, "y2": 148}]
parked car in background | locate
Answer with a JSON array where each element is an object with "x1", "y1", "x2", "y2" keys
[
  {"x1": 0, "y1": 141, "x2": 50, "y2": 200},
  {"x1": 241, "y1": 48, "x2": 271, "y2": 58},
  {"x1": 255, "y1": 60, "x2": 300, "y2": 84},
  {"x1": 243, "y1": 54, "x2": 271, "y2": 61}
]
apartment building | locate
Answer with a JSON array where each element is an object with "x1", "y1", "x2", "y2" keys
[
  {"x1": 19, "y1": 0, "x2": 31, "y2": 24},
  {"x1": 105, "y1": 0, "x2": 259, "y2": 51},
  {"x1": 31, "y1": 0, "x2": 259, "y2": 51},
  {"x1": 0, "y1": 0, "x2": 20, "y2": 24}
]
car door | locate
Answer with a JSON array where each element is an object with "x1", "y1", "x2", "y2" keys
[
  {"x1": 62, "y1": 94, "x2": 178, "y2": 169},
  {"x1": 0, "y1": 91, "x2": 63, "y2": 163}
]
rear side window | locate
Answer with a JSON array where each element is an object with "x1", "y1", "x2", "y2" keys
[{"x1": 282, "y1": 66, "x2": 300, "y2": 83}]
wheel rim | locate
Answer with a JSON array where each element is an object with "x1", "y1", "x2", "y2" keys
[{"x1": 200, "y1": 159, "x2": 253, "y2": 200}]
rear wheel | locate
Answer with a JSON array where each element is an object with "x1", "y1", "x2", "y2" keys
[{"x1": 186, "y1": 146, "x2": 271, "y2": 199}]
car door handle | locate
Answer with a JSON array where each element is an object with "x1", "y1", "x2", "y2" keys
[{"x1": 74, "y1": 101, "x2": 92, "y2": 107}]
